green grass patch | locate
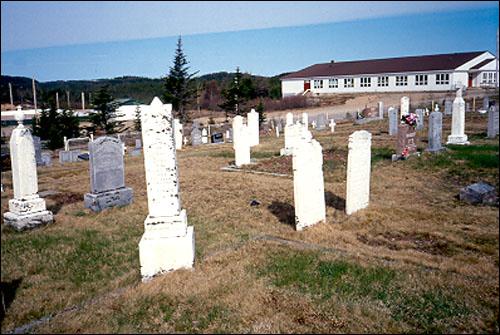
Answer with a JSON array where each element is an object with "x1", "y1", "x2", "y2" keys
[
  {"x1": 252, "y1": 151, "x2": 281, "y2": 159},
  {"x1": 372, "y1": 147, "x2": 394, "y2": 165}
]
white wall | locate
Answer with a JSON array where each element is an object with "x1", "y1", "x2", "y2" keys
[{"x1": 282, "y1": 79, "x2": 305, "y2": 97}]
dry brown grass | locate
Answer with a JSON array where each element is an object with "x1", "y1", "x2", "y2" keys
[{"x1": 1, "y1": 111, "x2": 498, "y2": 333}]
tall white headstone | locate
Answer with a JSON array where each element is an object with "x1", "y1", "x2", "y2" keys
[
  {"x1": 247, "y1": 109, "x2": 259, "y2": 146},
  {"x1": 446, "y1": 88, "x2": 469, "y2": 145},
  {"x1": 378, "y1": 101, "x2": 384, "y2": 119},
  {"x1": 233, "y1": 115, "x2": 251, "y2": 167},
  {"x1": 173, "y1": 118, "x2": 183, "y2": 150},
  {"x1": 138, "y1": 97, "x2": 195, "y2": 280},
  {"x1": 302, "y1": 112, "x2": 309, "y2": 130},
  {"x1": 3, "y1": 108, "x2": 53, "y2": 230},
  {"x1": 201, "y1": 128, "x2": 208, "y2": 144},
  {"x1": 400, "y1": 96, "x2": 410, "y2": 118},
  {"x1": 293, "y1": 130, "x2": 326, "y2": 231},
  {"x1": 346, "y1": 130, "x2": 372, "y2": 215}
]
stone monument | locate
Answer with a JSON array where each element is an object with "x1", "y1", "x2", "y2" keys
[
  {"x1": 345, "y1": 130, "x2": 371, "y2": 215},
  {"x1": 233, "y1": 115, "x2": 251, "y2": 167},
  {"x1": 400, "y1": 96, "x2": 410, "y2": 118},
  {"x1": 3, "y1": 108, "x2": 53, "y2": 230},
  {"x1": 388, "y1": 107, "x2": 398, "y2": 136},
  {"x1": 247, "y1": 108, "x2": 259, "y2": 147},
  {"x1": 446, "y1": 87, "x2": 469, "y2": 145},
  {"x1": 84, "y1": 136, "x2": 134, "y2": 212},
  {"x1": 173, "y1": 118, "x2": 183, "y2": 150},
  {"x1": 487, "y1": 105, "x2": 499, "y2": 138},
  {"x1": 138, "y1": 97, "x2": 195, "y2": 280},
  {"x1": 426, "y1": 105, "x2": 444, "y2": 152}
]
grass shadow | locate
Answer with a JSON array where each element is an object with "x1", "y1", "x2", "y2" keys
[
  {"x1": 268, "y1": 201, "x2": 295, "y2": 227},
  {"x1": 0, "y1": 278, "x2": 23, "y2": 329},
  {"x1": 325, "y1": 191, "x2": 345, "y2": 210},
  {"x1": 46, "y1": 192, "x2": 84, "y2": 215}
]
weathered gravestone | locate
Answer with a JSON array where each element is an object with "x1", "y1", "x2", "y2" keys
[
  {"x1": 3, "y1": 108, "x2": 53, "y2": 230},
  {"x1": 378, "y1": 101, "x2": 384, "y2": 119},
  {"x1": 225, "y1": 128, "x2": 233, "y2": 143},
  {"x1": 444, "y1": 100, "x2": 453, "y2": 115},
  {"x1": 483, "y1": 96, "x2": 489, "y2": 110},
  {"x1": 426, "y1": 107, "x2": 444, "y2": 153},
  {"x1": 302, "y1": 112, "x2": 309, "y2": 130},
  {"x1": 346, "y1": 130, "x2": 371, "y2": 215},
  {"x1": 41, "y1": 152, "x2": 52, "y2": 166},
  {"x1": 191, "y1": 125, "x2": 202, "y2": 146},
  {"x1": 293, "y1": 129, "x2": 325, "y2": 230},
  {"x1": 138, "y1": 97, "x2": 195, "y2": 280},
  {"x1": 400, "y1": 96, "x2": 410, "y2": 118},
  {"x1": 247, "y1": 108, "x2": 259, "y2": 146},
  {"x1": 415, "y1": 109, "x2": 425, "y2": 130},
  {"x1": 447, "y1": 87, "x2": 469, "y2": 145},
  {"x1": 173, "y1": 118, "x2": 183, "y2": 150},
  {"x1": 487, "y1": 106, "x2": 499, "y2": 138},
  {"x1": 396, "y1": 124, "x2": 417, "y2": 158},
  {"x1": 84, "y1": 136, "x2": 133, "y2": 212},
  {"x1": 59, "y1": 149, "x2": 82, "y2": 163},
  {"x1": 131, "y1": 138, "x2": 142, "y2": 156},
  {"x1": 388, "y1": 107, "x2": 398, "y2": 136},
  {"x1": 316, "y1": 113, "x2": 327, "y2": 130},
  {"x1": 233, "y1": 115, "x2": 251, "y2": 167},
  {"x1": 460, "y1": 182, "x2": 498, "y2": 206},
  {"x1": 32, "y1": 135, "x2": 43, "y2": 166},
  {"x1": 329, "y1": 119, "x2": 336, "y2": 133},
  {"x1": 201, "y1": 128, "x2": 208, "y2": 144}
]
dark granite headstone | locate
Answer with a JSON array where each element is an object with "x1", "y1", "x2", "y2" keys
[
  {"x1": 84, "y1": 136, "x2": 133, "y2": 212},
  {"x1": 211, "y1": 132, "x2": 224, "y2": 144}
]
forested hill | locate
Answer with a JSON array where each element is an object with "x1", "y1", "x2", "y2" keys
[{"x1": 1, "y1": 71, "x2": 289, "y2": 107}]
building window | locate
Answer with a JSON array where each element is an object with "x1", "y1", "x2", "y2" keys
[
  {"x1": 488, "y1": 72, "x2": 493, "y2": 84},
  {"x1": 344, "y1": 78, "x2": 354, "y2": 88},
  {"x1": 313, "y1": 79, "x2": 323, "y2": 89},
  {"x1": 436, "y1": 73, "x2": 450, "y2": 85},
  {"x1": 377, "y1": 76, "x2": 389, "y2": 87},
  {"x1": 395, "y1": 76, "x2": 408, "y2": 86},
  {"x1": 329, "y1": 78, "x2": 338, "y2": 88},
  {"x1": 360, "y1": 77, "x2": 371, "y2": 87},
  {"x1": 415, "y1": 74, "x2": 428, "y2": 86}
]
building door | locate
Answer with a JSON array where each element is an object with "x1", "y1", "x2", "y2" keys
[
  {"x1": 468, "y1": 74, "x2": 473, "y2": 87},
  {"x1": 304, "y1": 80, "x2": 311, "y2": 91}
]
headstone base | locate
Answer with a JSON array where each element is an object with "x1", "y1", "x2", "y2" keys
[
  {"x1": 4, "y1": 209, "x2": 53, "y2": 231},
  {"x1": 425, "y1": 146, "x2": 445, "y2": 153},
  {"x1": 139, "y1": 225, "x2": 195, "y2": 280},
  {"x1": 84, "y1": 187, "x2": 133, "y2": 212},
  {"x1": 446, "y1": 135, "x2": 469, "y2": 145}
]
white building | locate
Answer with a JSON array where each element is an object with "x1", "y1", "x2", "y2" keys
[{"x1": 281, "y1": 51, "x2": 498, "y2": 97}]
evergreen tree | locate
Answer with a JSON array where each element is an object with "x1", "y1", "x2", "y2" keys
[
  {"x1": 256, "y1": 100, "x2": 266, "y2": 125},
  {"x1": 218, "y1": 67, "x2": 247, "y2": 119},
  {"x1": 164, "y1": 36, "x2": 199, "y2": 123},
  {"x1": 91, "y1": 85, "x2": 121, "y2": 134},
  {"x1": 32, "y1": 104, "x2": 80, "y2": 150}
]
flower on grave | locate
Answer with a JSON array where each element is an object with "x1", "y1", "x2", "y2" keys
[
  {"x1": 401, "y1": 147, "x2": 410, "y2": 158},
  {"x1": 401, "y1": 112, "x2": 418, "y2": 127}
]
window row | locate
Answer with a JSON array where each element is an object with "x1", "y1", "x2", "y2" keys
[
  {"x1": 310, "y1": 73, "x2": 450, "y2": 89},
  {"x1": 481, "y1": 72, "x2": 497, "y2": 84}
]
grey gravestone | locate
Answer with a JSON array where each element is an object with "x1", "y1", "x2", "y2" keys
[
  {"x1": 225, "y1": 128, "x2": 233, "y2": 143},
  {"x1": 483, "y1": 96, "x2": 489, "y2": 110},
  {"x1": 460, "y1": 182, "x2": 497, "y2": 205},
  {"x1": 59, "y1": 150, "x2": 82, "y2": 163},
  {"x1": 426, "y1": 111, "x2": 443, "y2": 152},
  {"x1": 465, "y1": 102, "x2": 471, "y2": 113},
  {"x1": 388, "y1": 108, "x2": 398, "y2": 136},
  {"x1": 33, "y1": 136, "x2": 43, "y2": 166},
  {"x1": 487, "y1": 106, "x2": 499, "y2": 138},
  {"x1": 211, "y1": 132, "x2": 224, "y2": 144},
  {"x1": 444, "y1": 100, "x2": 452, "y2": 115},
  {"x1": 378, "y1": 101, "x2": 384, "y2": 119},
  {"x1": 135, "y1": 139, "x2": 142, "y2": 149},
  {"x1": 415, "y1": 109, "x2": 425, "y2": 130},
  {"x1": 41, "y1": 152, "x2": 52, "y2": 166},
  {"x1": 316, "y1": 113, "x2": 327, "y2": 130},
  {"x1": 191, "y1": 127, "x2": 202, "y2": 146},
  {"x1": 84, "y1": 136, "x2": 133, "y2": 212}
]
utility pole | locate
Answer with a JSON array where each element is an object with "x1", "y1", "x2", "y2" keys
[
  {"x1": 9, "y1": 82, "x2": 13, "y2": 106},
  {"x1": 81, "y1": 92, "x2": 85, "y2": 111},
  {"x1": 32, "y1": 77, "x2": 37, "y2": 111},
  {"x1": 56, "y1": 92, "x2": 60, "y2": 109},
  {"x1": 66, "y1": 90, "x2": 70, "y2": 109}
]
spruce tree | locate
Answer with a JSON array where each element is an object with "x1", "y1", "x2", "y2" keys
[
  {"x1": 134, "y1": 105, "x2": 141, "y2": 131},
  {"x1": 91, "y1": 85, "x2": 121, "y2": 134},
  {"x1": 218, "y1": 67, "x2": 246, "y2": 119},
  {"x1": 164, "y1": 36, "x2": 198, "y2": 124},
  {"x1": 256, "y1": 100, "x2": 266, "y2": 125}
]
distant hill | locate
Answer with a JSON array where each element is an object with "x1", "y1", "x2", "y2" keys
[{"x1": 1, "y1": 71, "x2": 286, "y2": 107}]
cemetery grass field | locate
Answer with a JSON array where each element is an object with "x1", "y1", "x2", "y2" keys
[{"x1": 1, "y1": 112, "x2": 498, "y2": 333}]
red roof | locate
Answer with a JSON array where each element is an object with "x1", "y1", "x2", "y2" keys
[{"x1": 281, "y1": 51, "x2": 486, "y2": 80}]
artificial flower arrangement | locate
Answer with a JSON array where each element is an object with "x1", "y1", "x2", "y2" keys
[{"x1": 401, "y1": 112, "x2": 418, "y2": 127}]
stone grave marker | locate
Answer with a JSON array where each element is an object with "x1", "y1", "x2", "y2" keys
[
  {"x1": 483, "y1": 96, "x2": 489, "y2": 110},
  {"x1": 201, "y1": 128, "x2": 208, "y2": 144},
  {"x1": 32, "y1": 135, "x2": 43, "y2": 166},
  {"x1": 191, "y1": 126, "x2": 202, "y2": 146},
  {"x1": 396, "y1": 124, "x2": 417, "y2": 158},
  {"x1": 378, "y1": 101, "x2": 384, "y2": 119},
  {"x1": 84, "y1": 136, "x2": 133, "y2": 212},
  {"x1": 400, "y1": 96, "x2": 410, "y2": 118},
  {"x1": 247, "y1": 108, "x2": 259, "y2": 146},
  {"x1": 444, "y1": 99, "x2": 452, "y2": 115},
  {"x1": 388, "y1": 107, "x2": 398, "y2": 136},
  {"x1": 487, "y1": 105, "x2": 499, "y2": 138},
  {"x1": 447, "y1": 87, "x2": 469, "y2": 145},
  {"x1": 138, "y1": 97, "x2": 195, "y2": 280},
  {"x1": 426, "y1": 106, "x2": 444, "y2": 153},
  {"x1": 293, "y1": 129, "x2": 325, "y2": 230},
  {"x1": 233, "y1": 115, "x2": 251, "y2": 167},
  {"x1": 41, "y1": 152, "x2": 52, "y2": 166},
  {"x1": 316, "y1": 113, "x2": 327, "y2": 130},
  {"x1": 3, "y1": 108, "x2": 53, "y2": 230},
  {"x1": 346, "y1": 130, "x2": 372, "y2": 215},
  {"x1": 415, "y1": 109, "x2": 425, "y2": 130},
  {"x1": 329, "y1": 119, "x2": 336, "y2": 133}
]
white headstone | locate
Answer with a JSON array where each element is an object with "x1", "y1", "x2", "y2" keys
[
  {"x1": 446, "y1": 89, "x2": 469, "y2": 145},
  {"x1": 378, "y1": 101, "x2": 384, "y2": 119},
  {"x1": 400, "y1": 96, "x2": 410, "y2": 118},
  {"x1": 286, "y1": 112, "x2": 294, "y2": 126},
  {"x1": 302, "y1": 112, "x2": 309, "y2": 130},
  {"x1": 3, "y1": 107, "x2": 53, "y2": 230},
  {"x1": 247, "y1": 109, "x2": 260, "y2": 147},
  {"x1": 173, "y1": 118, "x2": 183, "y2": 150},
  {"x1": 201, "y1": 128, "x2": 208, "y2": 144},
  {"x1": 293, "y1": 130, "x2": 326, "y2": 231},
  {"x1": 329, "y1": 119, "x2": 336, "y2": 133},
  {"x1": 233, "y1": 115, "x2": 251, "y2": 167},
  {"x1": 346, "y1": 130, "x2": 372, "y2": 215},
  {"x1": 138, "y1": 97, "x2": 195, "y2": 280},
  {"x1": 280, "y1": 122, "x2": 303, "y2": 156}
]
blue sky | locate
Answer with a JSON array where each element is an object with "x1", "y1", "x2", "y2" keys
[{"x1": 1, "y1": 1, "x2": 498, "y2": 82}]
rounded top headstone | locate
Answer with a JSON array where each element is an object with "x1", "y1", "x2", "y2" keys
[{"x1": 15, "y1": 106, "x2": 25, "y2": 125}]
